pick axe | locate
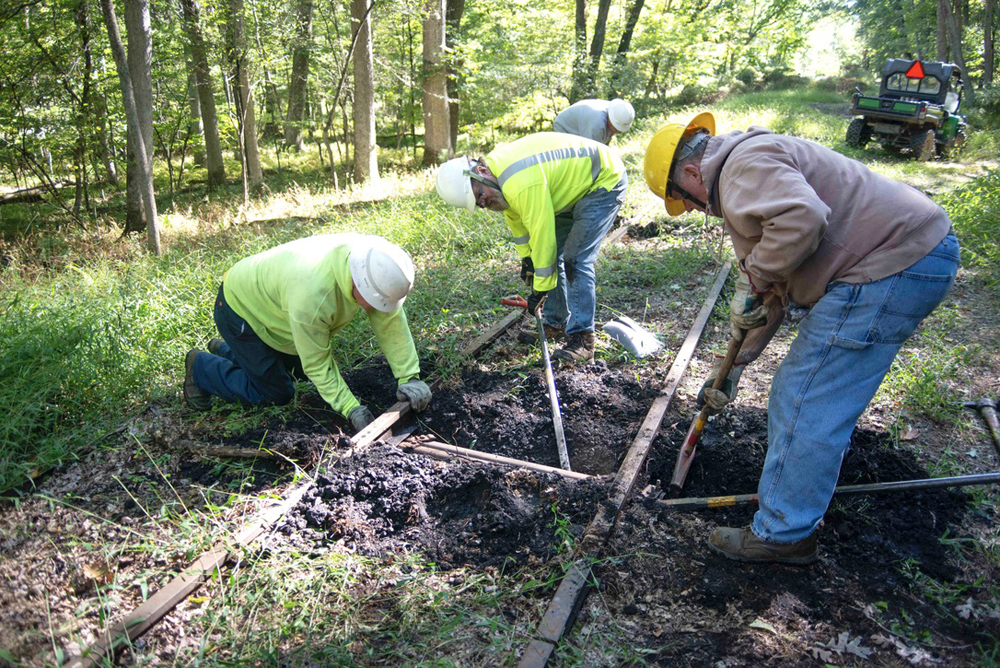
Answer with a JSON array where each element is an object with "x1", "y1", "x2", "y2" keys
[
  {"x1": 669, "y1": 330, "x2": 745, "y2": 493},
  {"x1": 963, "y1": 397, "x2": 1000, "y2": 460}
]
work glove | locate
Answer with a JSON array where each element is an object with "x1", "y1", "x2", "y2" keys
[
  {"x1": 348, "y1": 405, "x2": 375, "y2": 432},
  {"x1": 520, "y1": 257, "x2": 535, "y2": 287},
  {"x1": 397, "y1": 379, "x2": 432, "y2": 412},
  {"x1": 527, "y1": 289, "x2": 548, "y2": 316},
  {"x1": 696, "y1": 356, "x2": 746, "y2": 415},
  {"x1": 729, "y1": 265, "x2": 771, "y2": 341}
]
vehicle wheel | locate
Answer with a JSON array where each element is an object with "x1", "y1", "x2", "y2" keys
[
  {"x1": 845, "y1": 119, "x2": 871, "y2": 148},
  {"x1": 909, "y1": 129, "x2": 936, "y2": 161},
  {"x1": 938, "y1": 130, "x2": 967, "y2": 159}
]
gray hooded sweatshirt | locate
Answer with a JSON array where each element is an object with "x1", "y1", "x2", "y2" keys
[{"x1": 700, "y1": 127, "x2": 952, "y2": 307}]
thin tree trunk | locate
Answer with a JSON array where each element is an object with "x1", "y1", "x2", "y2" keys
[
  {"x1": 937, "y1": 0, "x2": 949, "y2": 60},
  {"x1": 351, "y1": 0, "x2": 378, "y2": 183},
  {"x1": 99, "y1": 0, "x2": 160, "y2": 255},
  {"x1": 421, "y1": 0, "x2": 449, "y2": 165},
  {"x1": 445, "y1": 0, "x2": 465, "y2": 153},
  {"x1": 186, "y1": 67, "x2": 206, "y2": 167},
  {"x1": 569, "y1": 0, "x2": 587, "y2": 102},
  {"x1": 122, "y1": 0, "x2": 154, "y2": 237},
  {"x1": 93, "y1": 89, "x2": 119, "y2": 186},
  {"x1": 227, "y1": 0, "x2": 264, "y2": 193},
  {"x1": 284, "y1": 0, "x2": 314, "y2": 150},
  {"x1": 586, "y1": 0, "x2": 612, "y2": 92},
  {"x1": 607, "y1": 0, "x2": 646, "y2": 98},
  {"x1": 180, "y1": 0, "x2": 226, "y2": 187},
  {"x1": 941, "y1": 0, "x2": 976, "y2": 104},
  {"x1": 75, "y1": 0, "x2": 93, "y2": 221},
  {"x1": 985, "y1": 0, "x2": 995, "y2": 86}
]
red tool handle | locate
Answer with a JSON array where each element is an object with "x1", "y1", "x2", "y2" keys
[{"x1": 501, "y1": 296, "x2": 528, "y2": 309}]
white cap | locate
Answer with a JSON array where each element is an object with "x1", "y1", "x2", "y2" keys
[
  {"x1": 349, "y1": 237, "x2": 415, "y2": 312},
  {"x1": 608, "y1": 99, "x2": 635, "y2": 133},
  {"x1": 435, "y1": 157, "x2": 476, "y2": 211}
]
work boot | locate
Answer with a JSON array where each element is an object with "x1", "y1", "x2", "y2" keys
[
  {"x1": 207, "y1": 337, "x2": 225, "y2": 356},
  {"x1": 552, "y1": 331, "x2": 596, "y2": 363},
  {"x1": 516, "y1": 324, "x2": 564, "y2": 345},
  {"x1": 183, "y1": 349, "x2": 213, "y2": 411},
  {"x1": 708, "y1": 526, "x2": 818, "y2": 565}
]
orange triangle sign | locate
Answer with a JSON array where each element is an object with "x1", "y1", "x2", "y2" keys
[{"x1": 905, "y1": 61, "x2": 925, "y2": 79}]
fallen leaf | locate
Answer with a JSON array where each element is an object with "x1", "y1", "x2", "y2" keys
[{"x1": 749, "y1": 618, "x2": 778, "y2": 635}]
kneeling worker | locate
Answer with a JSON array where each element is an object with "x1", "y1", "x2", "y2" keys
[
  {"x1": 644, "y1": 112, "x2": 959, "y2": 564},
  {"x1": 182, "y1": 234, "x2": 432, "y2": 431}
]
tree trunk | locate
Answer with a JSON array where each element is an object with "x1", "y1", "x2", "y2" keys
[
  {"x1": 351, "y1": 0, "x2": 378, "y2": 184},
  {"x1": 941, "y1": 0, "x2": 976, "y2": 104},
  {"x1": 445, "y1": 0, "x2": 465, "y2": 152},
  {"x1": 93, "y1": 87, "x2": 119, "y2": 187},
  {"x1": 123, "y1": 0, "x2": 154, "y2": 236},
  {"x1": 421, "y1": 0, "x2": 450, "y2": 166},
  {"x1": 227, "y1": 0, "x2": 264, "y2": 193},
  {"x1": 607, "y1": 0, "x2": 646, "y2": 98},
  {"x1": 75, "y1": 0, "x2": 93, "y2": 220},
  {"x1": 937, "y1": 0, "x2": 949, "y2": 60},
  {"x1": 99, "y1": 0, "x2": 160, "y2": 255},
  {"x1": 586, "y1": 0, "x2": 612, "y2": 92},
  {"x1": 569, "y1": 0, "x2": 587, "y2": 102},
  {"x1": 284, "y1": 0, "x2": 313, "y2": 150},
  {"x1": 186, "y1": 68, "x2": 206, "y2": 167},
  {"x1": 985, "y1": 0, "x2": 995, "y2": 86},
  {"x1": 180, "y1": 0, "x2": 226, "y2": 188}
]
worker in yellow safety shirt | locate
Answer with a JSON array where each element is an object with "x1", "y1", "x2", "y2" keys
[
  {"x1": 435, "y1": 133, "x2": 628, "y2": 363},
  {"x1": 182, "y1": 234, "x2": 432, "y2": 432}
]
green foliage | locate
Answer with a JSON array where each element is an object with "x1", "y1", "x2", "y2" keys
[{"x1": 937, "y1": 169, "x2": 1000, "y2": 294}]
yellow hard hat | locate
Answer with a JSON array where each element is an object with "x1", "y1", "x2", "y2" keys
[{"x1": 643, "y1": 112, "x2": 716, "y2": 216}]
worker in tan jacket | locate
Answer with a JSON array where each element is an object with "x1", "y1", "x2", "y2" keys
[{"x1": 644, "y1": 113, "x2": 959, "y2": 564}]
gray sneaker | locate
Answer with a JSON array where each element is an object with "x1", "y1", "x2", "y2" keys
[
  {"x1": 708, "y1": 526, "x2": 818, "y2": 565},
  {"x1": 516, "y1": 324, "x2": 564, "y2": 345},
  {"x1": 183, "y1": 350, "x2": 213, "y2": 411}
]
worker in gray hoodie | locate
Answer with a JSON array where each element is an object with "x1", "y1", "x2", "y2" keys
[{"x1": 644, "y1": 112, "x2": 959, "y2": 564}]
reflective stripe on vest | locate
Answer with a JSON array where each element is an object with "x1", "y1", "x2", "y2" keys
[{"x1": 496, "y1": 146, "x2": 602, "y2": 189}]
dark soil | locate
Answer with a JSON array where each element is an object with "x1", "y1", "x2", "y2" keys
[{"x1": 222, "y1": 358, "x2": 996, "y2": 665}]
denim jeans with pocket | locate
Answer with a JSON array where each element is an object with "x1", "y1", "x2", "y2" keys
[
  {"x1": 543, "y1": 174, "x2": 627, "y2": 335},
  {"x1": 192, "y1": 283, "x2": 301, "y2": 406},
  {"x1": 753, "y1": 233, "x2": 959, "y2": 543}
]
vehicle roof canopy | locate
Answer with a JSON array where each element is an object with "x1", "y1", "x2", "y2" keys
[{"x1": 879, "y1": 59, "x2": 962, "y2": 102}]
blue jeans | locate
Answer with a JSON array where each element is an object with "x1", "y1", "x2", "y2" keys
[
  {"x1": 753, "y1": 234, "x2": 959, "y2": 543},
  {"x1": 191, "y1": 284, "x2": 301, "y2": 406},
  {"x1": 544, "y1": 174, "x2": 627, "y2": 335}
]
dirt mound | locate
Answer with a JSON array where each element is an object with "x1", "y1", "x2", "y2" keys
[
  {"x1": 278, "y1": 443, "x2": 608, "y2": 569},
  {"x1": 421, "y1": 361, "x2": 660, "y2": 474}
]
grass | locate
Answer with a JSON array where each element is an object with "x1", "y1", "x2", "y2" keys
[{"x1": 1, "y1": 84, "x2": 999, "y2": 665}]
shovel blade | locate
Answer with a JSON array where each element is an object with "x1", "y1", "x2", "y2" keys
[{"x1": 669, "y1": 411, "x2": 708, "y2": 493}]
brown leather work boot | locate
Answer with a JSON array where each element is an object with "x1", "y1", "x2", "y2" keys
[
  {"x1": 708, "y1": 526, "x2": 818, "y2": 565},
  {"x1": 207, "y1": 337, "x2": 225, "y2": 356},
  {"x1": 183, "y1": 349, "x2": 213, "y2": 411},
  {"x1": 516, "y1": 324, "x2": 564, "y2": 345},
  {"x1": 552, "y1": 331, "x2": 596, "y2": 363}
]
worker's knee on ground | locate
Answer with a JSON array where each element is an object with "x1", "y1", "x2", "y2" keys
[{"x1": 255, "y1": 381, "x2": 295, "y2": 406}]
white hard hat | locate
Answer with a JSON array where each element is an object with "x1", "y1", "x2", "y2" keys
[
  {"x1": 349, "y1": 237, "x2": 415, "y2": 313},
  {"x1": 435, "y1": 157, "x2": 476, "y2": 211},
  {"x1": 608, "y1": 99, "x2": 635, "y2": 133}
]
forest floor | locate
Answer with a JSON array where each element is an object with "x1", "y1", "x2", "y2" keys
[{"x1": 1, "y1": 161, "x2": 999, "y2": 664}]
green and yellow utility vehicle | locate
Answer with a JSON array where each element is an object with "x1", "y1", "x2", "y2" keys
[{"x1": 846, "y1": 59, "x2": 967, "y2": 160}]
